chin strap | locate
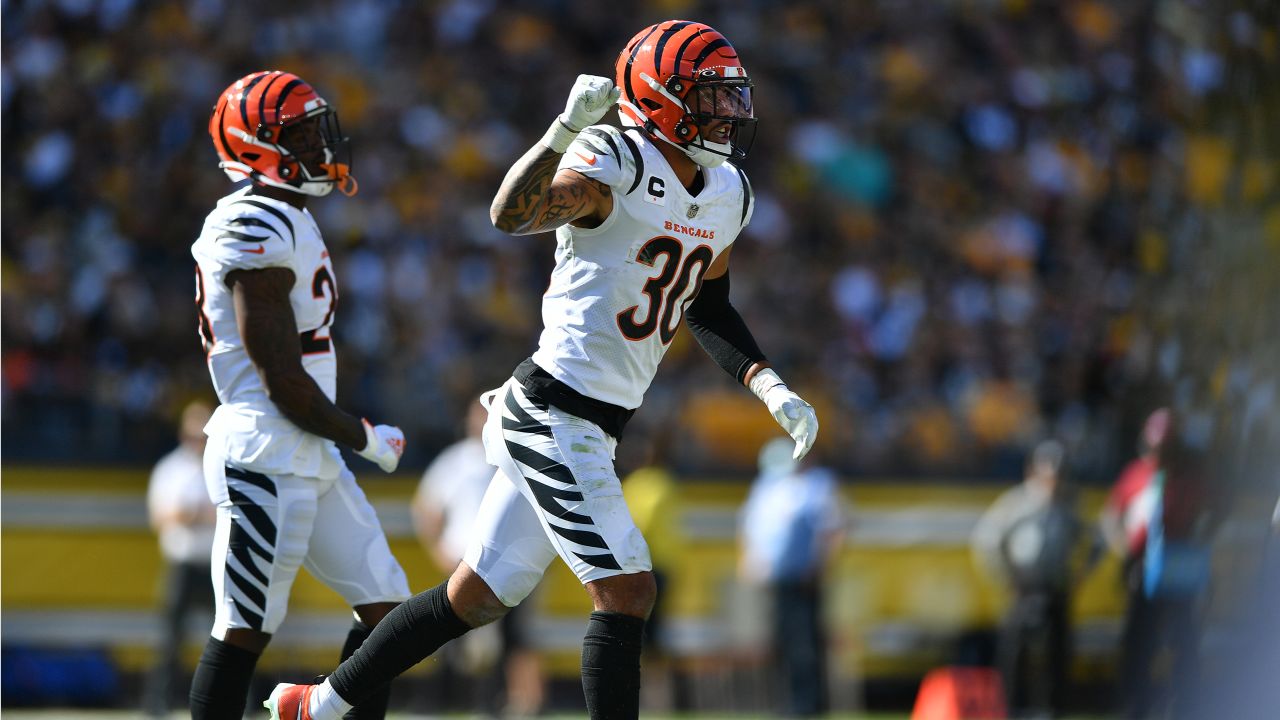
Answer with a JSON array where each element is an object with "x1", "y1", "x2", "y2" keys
[{"x1": 321, "y1": 163, "x2": 358, "y2": 196}]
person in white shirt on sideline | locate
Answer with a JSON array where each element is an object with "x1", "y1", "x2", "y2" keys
[
  {"x1": 145, "y1": 400, "x2": 217, "y2": 717},
  {"x1": 740, "y1": 437, "x2": 845, "y2": 717},
  {"x1": 411, "y1": 399, "x2": 545, "y2": 717}
]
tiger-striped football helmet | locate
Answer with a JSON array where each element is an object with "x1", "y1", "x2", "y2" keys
[
  {"x1": 208, "y1": 71, "x2": 357, "y2": 197},
  {"x1": 615, "y1": 20, "x2": 756, "y2": 168}
]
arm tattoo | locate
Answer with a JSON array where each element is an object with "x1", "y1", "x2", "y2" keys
[
  {"x1": 491, "y1": 145, "x2": 608, "y2": 235},
  {"x1": 230, "y1": 268, "x2": 365, "y2": 448}
]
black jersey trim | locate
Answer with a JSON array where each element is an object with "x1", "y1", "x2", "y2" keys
[
  {"x1": 225, "y1": 217, "x2": 286, "y2": 242},
  {"x1": 619, "y1": 131, "x2": 645, "y2": 195},
  {"x1": 214, "y1": 230, "x2": 275, "y2": 244},
  {"x1": 231, "y1": 199, "x2": 296, "y2": 248},
  {"x1": 734, "y1": 165, "x2": 753, "y2": 227}
]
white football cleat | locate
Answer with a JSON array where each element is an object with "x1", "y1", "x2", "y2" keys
[{"x1": 264, "y1": 683, "x2": 315, "y2": 720}]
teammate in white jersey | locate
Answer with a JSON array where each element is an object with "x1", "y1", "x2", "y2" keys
[
  {"x1": 190, "y1": 71, "x2": 410, "y2": 720},
  {"x1": 267, "y1": 21, "x2": 818, "y2": 720}
]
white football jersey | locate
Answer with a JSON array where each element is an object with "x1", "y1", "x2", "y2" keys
[
  {"x1": 530, "y1": 125, "x2": 754, "y2": 409},
  {"x1": 192, "y1": 186, "x2": 344, "y2": 480}
]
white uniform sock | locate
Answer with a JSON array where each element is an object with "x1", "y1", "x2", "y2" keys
[{"x1": 309, "y1": 679, "x2": 353, "y2": 720}]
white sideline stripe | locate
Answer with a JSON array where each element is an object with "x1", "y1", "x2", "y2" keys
[
  {"x1": 0, "y1": 493, "x2": 1020, "y2": 547},
  {"x1": 1, "y1": 494, "x2": 149, "y2": 530},
  {"x1": 684, "y1": 506, "x2": 987, "y2": 546},
  {"x1": 0, "y1": 609, "x2": 1127, "y2": 658},
  {"x1": 528, "y1": 616, "x2": 727, "y2": 654},
  {"x1": 847, "y1": 508, "x2": 986, "y2": 546},
  {"x1": 25, "y1": 492, "x2": 1260, "y2": 551},
  {"x1": 1, "y1": 610, "x2": 358, "y2": 649},
  {"x1": 0, "y1": 493, "x2": 418, "y2": 537},
  {"x1": 0, "y1": 609, "x2": 611, "y2": 653},
  {"x1": 4, "y1": 493, "x2": 992, "y2": 546},
  {"x1": 862, "y1": 620, "x2": 1121, "y2": 658}
]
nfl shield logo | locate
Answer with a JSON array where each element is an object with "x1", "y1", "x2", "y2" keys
[{"x1": 687, "y1": 204, "x2": 700, "y2": 219}]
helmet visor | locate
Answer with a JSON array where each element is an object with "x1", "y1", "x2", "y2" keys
[
  {"x1": 687, "y1": 81, "x2": 757, "y2": 160},
  {"x1": 690, "y1": 83, "x2": 753, "y2": 121}
]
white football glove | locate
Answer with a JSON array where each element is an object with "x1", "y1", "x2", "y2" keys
[
  {"x1": 542, "y1": 75, "x2": 621, "y2": 153},
  {"x1": 749, "y1": 368, "x2": 819, "y2": 461},
  {"x1": 356, "y1": 419, "x2": 405, "y2": 473},
  {"x1": 560, "y1": 74, "x2": 621, "y2": 131}
]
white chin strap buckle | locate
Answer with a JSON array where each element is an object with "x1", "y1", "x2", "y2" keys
[{"x1": 684, "y1": 141, "x2": 731, "y2": 168}]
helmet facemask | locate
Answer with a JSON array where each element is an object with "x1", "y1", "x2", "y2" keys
[
  {"x1": 632, "y1": 69, "x2": 757, "y2": 168},
  {"x1": 679, "y1": 73, "x2": 757, "y2": 167},
  {"x1": 267, "y1": 107, "x2": 356, "y2": 197}
]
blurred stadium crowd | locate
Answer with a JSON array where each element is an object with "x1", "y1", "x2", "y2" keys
[{"x1": 3, "y1": 0, "x2": 1276, "y2": 480}]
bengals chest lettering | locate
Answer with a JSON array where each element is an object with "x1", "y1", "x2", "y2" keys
[{"x1": 662, "y1": 220, "x2": 715, "y2": 240}]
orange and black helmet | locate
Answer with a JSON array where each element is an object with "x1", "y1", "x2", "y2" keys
[
  {"x1": 615, "y1": 20, "x2": 756, "y2": 166},
  {"x1": 208, "y1": 71, "x2": 357, "y2": 197}
]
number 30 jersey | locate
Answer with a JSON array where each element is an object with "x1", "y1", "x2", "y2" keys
[
  {"x1": 192, "y1": 187, "x2": 344, "y2": 481},
  {"x1": 530, "y1": 125, "x2": 755, "y2": 410}
]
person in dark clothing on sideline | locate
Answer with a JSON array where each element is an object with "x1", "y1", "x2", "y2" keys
[{"x1": 972, "y1": 440, "x2": 1100, "y2": 718}]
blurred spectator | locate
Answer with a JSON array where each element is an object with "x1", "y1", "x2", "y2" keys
[
  {"x1": 739, "y1": 438, "x2": 846, "y2": 717},
  {"x1": 1102, "y1": 409, "x2": 1214, "y2": 719},
  {"x1": 1100, "y1": 408, "x2": 1169, "y2": 718},
  {"x1": 971, "y1": 439, "x2": 1100, "y2": 719},
  {"x1": 410, "y1": 399, "x2": 544, "y2": 718},
  {"x1": 621, "y1": 434, "x2": 687, "y2": 713},
  {"x1": 2, "y1": 0, "x2": 1260, "y2": 478},
  {"x1": 143, "y1": 400, "x2": 215, "y2": 718},
  {"x1": 1100, "y1": 410, "x2": 1171, "y2": 568}
]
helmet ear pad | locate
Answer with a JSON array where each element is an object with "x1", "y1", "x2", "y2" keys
[
  {"x1": 248, "y1": 123, "x2": 303, "y2": 183},
  {"x1": 662, "y1": 78, "x2": 702, "y2": 143}
]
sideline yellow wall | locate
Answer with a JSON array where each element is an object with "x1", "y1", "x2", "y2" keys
[{"x1": 1, "y1": 466, "x2": 1126, "y2": 678}]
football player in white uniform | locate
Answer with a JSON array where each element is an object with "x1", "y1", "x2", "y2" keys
[
  {"x1": 266, "y1": 21, "x2": 818, "y2": 720},
  {"x1": 190, "y1": 71, "x2": 410, "y2": 720}
]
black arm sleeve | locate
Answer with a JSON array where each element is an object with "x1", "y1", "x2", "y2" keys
[{"x1": 683, "y1": 273, "x2": 767, "y2": 384}]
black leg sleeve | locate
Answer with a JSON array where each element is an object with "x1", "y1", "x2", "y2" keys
[
  {"x1": 189, "y1": 637, "x2": 260, "y2": 720},
  {"x1": 340, "y1": 621, "x2": 392, "y2": 720},
  {"x1": 581, "y1": 611, "x2": 646, "y2": 720},
  {"x1": 328, "y1": 583, "x2": 470, "y2": 706}
]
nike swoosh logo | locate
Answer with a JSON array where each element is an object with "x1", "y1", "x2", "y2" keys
[
  {"x1": 240, "y1": 245, "x2": 266, "y2": 254},
  {"x1": 574, "y1": 151, "x2": 597, "y2": 166}
]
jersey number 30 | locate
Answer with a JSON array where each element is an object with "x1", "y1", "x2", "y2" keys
[{"x1": 616, "y1": 236, "x2": 713, "y2": 345}]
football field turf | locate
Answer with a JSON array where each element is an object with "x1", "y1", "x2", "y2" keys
[
  {"x1": 0, "y1": 712, "x2": 1118, "y2": 719},
  {"x1": 0, "y1": 707, "x2": 1121, "y2": 712}
]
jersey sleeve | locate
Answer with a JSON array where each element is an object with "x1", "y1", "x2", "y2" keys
[
  {"x1": 557, "y1": 124, "x2": 643, "y2": 194},
  {"x1": 192, "y1": 200, "x2": 295, "y2": 273}
]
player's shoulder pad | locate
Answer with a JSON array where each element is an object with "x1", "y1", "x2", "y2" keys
[
  {"x1": 560, "y1": 124, "x2": 644, "y2": 195},
  {"x1": 727, "y1": 161, "x2": 754, "y2": 229},
  {"x1": 196, "y1": 196, "x2": 297, "y2": 271}
]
